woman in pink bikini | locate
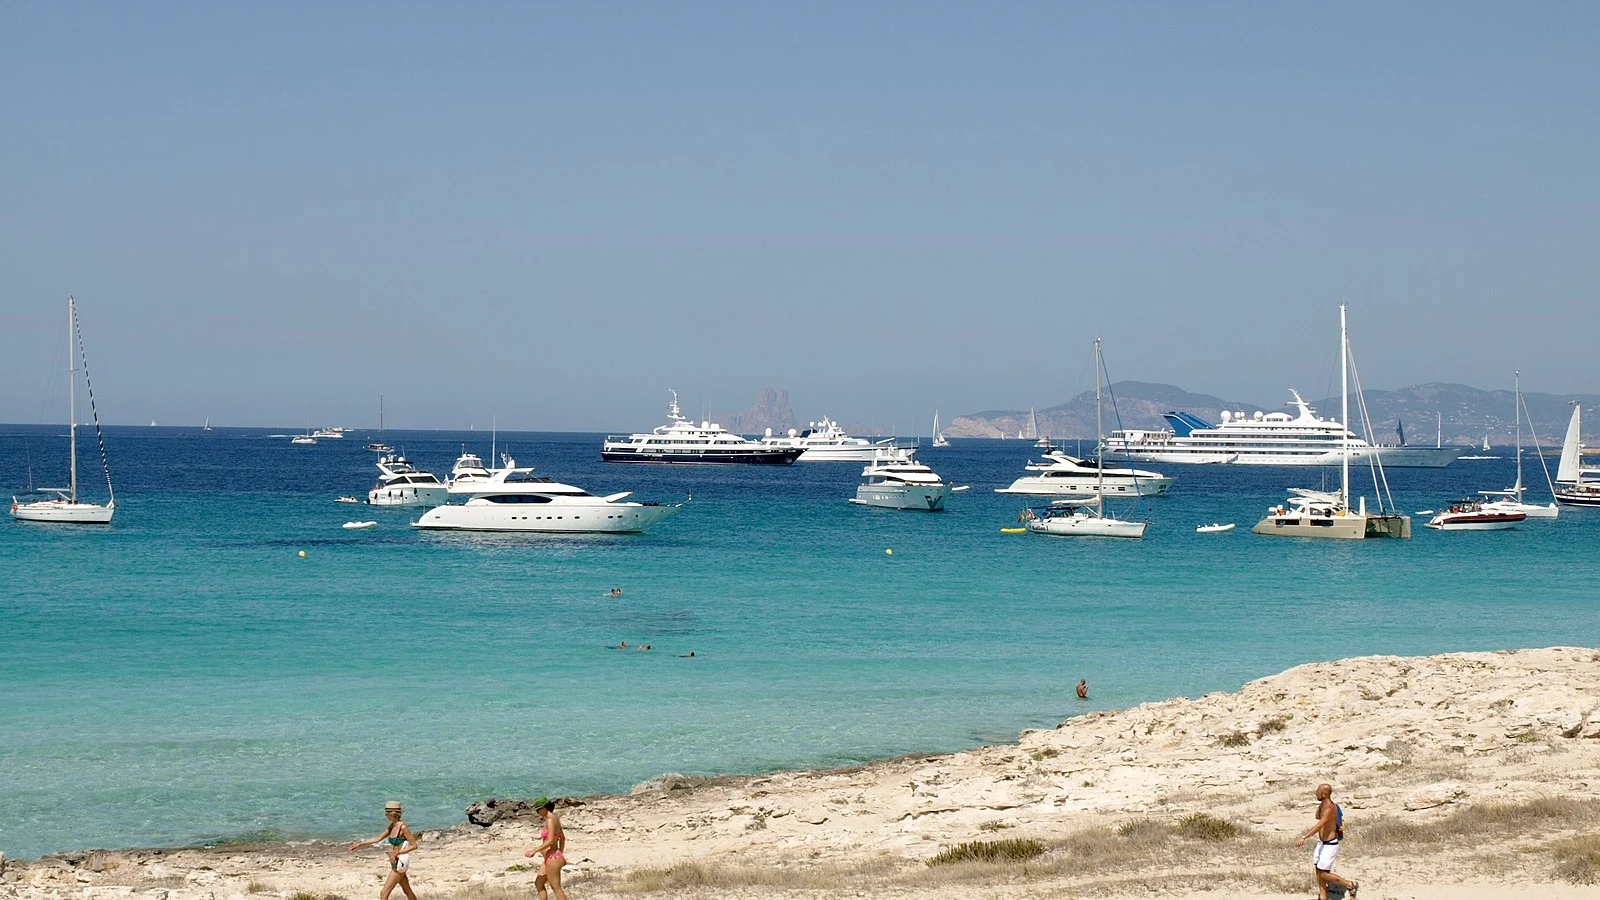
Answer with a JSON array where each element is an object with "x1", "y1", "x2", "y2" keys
[{"x1": 523, "y1": 797, "x2": 568, "y2": 900}]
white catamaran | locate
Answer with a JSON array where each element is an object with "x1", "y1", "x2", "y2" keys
[
  {"x1": 1253, "y1": 305, "x2": 1410, "y2": 539},
  {"x1": 12, "y1": 298, "x2": 116, "y2": 524}
]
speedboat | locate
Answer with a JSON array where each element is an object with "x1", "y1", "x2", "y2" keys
[
  {"x1": 849, "y1": 446, "x2": 952, "y2": 511},
  {"x1": 995, "y1": 450, "x2": 1173, "y2": 497},
  {"x1": 1196, "y1": 523, "x2": 1235, "y2": 533},
  {"x1": 602, "y1": 390, "x2": 803, "y2": 464},
  {"x1": 1102, "y1": 390, "x2": 1465, "y2": 467},
  {"x1": 1426, "y1": 499, "x2": 1524, "y2": 531},
  {"x1": 312, "y1": 428, "x2": 344, "y2": 439},
  {"x1": 367, "y1": 454, "x2": 449, "y2": 507},
  {"x1": 291, "y1": 432, "x2": 317, "y2": 445},
  {"x1": 759, "y1": 416, "x2": 882, "y2": 461},
  {"x1": 415, "y1": 466, "x2": 680, "y2": 533}
]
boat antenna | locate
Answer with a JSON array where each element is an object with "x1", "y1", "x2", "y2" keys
[
  {"x1": 1340, "y1": 304, "x2": 1350, "y2": 512},
  {"x1": 72, "y1": 298, "x2": 114, "y2": 505}
]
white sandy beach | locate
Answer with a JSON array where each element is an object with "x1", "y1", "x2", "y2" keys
[{"x1": 8, "y1": 647, "x2": 1600, "y2": 899}]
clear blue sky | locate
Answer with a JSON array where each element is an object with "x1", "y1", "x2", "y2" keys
[{"x1": 3, "y1": 2, "x2": 1596, "y2": 430}]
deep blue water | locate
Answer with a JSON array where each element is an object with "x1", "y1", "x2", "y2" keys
[{"x1": 1, "y1": 425, "x2": 1593, "y2": 858}]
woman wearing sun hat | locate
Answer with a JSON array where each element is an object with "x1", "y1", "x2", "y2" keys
[
  {"x1": 349, "y1": 800, "x2": 418, "y2": 900},
  {"x1": 522, "y1": 797, "x2": 568, "y2": 900}
]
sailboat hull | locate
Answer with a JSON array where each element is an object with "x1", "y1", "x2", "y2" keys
[
  {"x1": 1027, "y1": 515, "x2": 1146, "y2": 538},
  {"x1": 11, "y1": 498, "x2": 114, "y2": 524}
]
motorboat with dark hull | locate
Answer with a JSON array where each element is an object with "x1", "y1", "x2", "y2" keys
[{"x1": 602, "y1": 391, "x2": 803, "y2": 465}]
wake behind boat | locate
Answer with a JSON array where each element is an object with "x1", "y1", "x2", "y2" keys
[
  {"x1": 11, "y1": 297, "x2": 116, "y2": 525},
  {"x1": 416, "y1": 465, "x2": 680, "y2": 533},
  {"x1": 602, "y1": 390, "x2": 803, "y2": 464}
]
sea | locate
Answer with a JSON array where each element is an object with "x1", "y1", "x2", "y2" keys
[{"x1": 2, "y1": 425, "x2": 1594, "y2": 859}]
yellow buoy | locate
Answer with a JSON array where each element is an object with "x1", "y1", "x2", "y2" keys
[
  {"x1": 885, "y1": 548, "x2": 893, "y2": 555},
  {"x1": 298, "y1": 550, "x2": 306, "y2": 558}
]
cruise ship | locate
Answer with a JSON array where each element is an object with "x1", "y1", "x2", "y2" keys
[
  {"x1": 601, "y1": 391, "x2": 804, "y2": 465},
  {"x1": 1100, "y1": 390, "x2": 1464, "y2": 467}
]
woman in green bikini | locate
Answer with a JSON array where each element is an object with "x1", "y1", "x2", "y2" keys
[
  {"x1": 349, "y1": 800, "x2": 418, "y2": 900},
  {"x1": 523, "y1": 797, "x2": 568, "y2": 900}
]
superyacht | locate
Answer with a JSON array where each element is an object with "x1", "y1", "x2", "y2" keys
[
  {"x1": 1101, "y1": 390, "x2": 1464, "y2": 467},
  {"x1": 602, "y1": 391, "x2": 803, "y2": 464},
  {"x1": 759, "y1": 416, "x2": 882, "y2": 461},
  {"x1": 995, "y1": 450, "x2": 1173, "y2": 497}
]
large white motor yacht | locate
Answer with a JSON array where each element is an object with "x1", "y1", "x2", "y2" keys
[
  {"x1": 995, "y1": 450, "x2": 1173, "y2": 497},
  {"x1": 849, "y1": 446, "x2": 952, "y2": 511},
  {"x1": 367, "y1": 454, "x2": 450, "y2": 507},
  {"x1": 602, "y1": 391, "x2": 803, "y2": 464},
  {"x1": 1102, "y1": 390, "x2": 1465, "y2": 467},
  {"x1": 416, "y1": 466, "x2": 680, "y2": 533},
  {"x1": 760, "y1": 416, "x2": 882, "y2": 461}
]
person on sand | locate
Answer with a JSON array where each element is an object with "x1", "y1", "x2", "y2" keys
[
  {"x1": 1295, "y1": 783, "x2": 1357, "y2": 899},
  {"x1": 1076, "y1": 679, "x2": 1088, "y2": 700},
  {"x1": 523, "y1": 797, "x2": 568, "y2": 900},
  {"x1": 348, "y1": 800, "x2": 418, "y2": 900}
]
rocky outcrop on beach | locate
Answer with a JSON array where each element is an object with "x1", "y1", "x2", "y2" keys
[{"x1": 11, "y1": 648, "x2": 1600, "y2": 900}]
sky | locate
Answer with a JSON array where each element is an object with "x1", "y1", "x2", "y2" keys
[{"x1": 2, "y1": 2, "x2": 1596, "y2": 431}]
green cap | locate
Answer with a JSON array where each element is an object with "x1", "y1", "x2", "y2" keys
[{"x1": 531, "y1": 796, "x2": 551, "y2": 810}]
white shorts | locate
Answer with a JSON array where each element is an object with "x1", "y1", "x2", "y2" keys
[
  {"x1": 391, "y1": 853, "x2": 411, "y2": 874},
  {"x1": 1313, "y1": 840, "x2": 1339, "y2": 871}
]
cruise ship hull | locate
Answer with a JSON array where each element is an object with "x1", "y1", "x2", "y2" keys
[
  {"x1": 850, "y1": 484, "x2": 950, "y2": 511},
  {"x1": 413, "y1": 501, "x2": 679, "y2": 533},
  {"x1": 1105, "y1": 446, "x2": 1464, "y2": 467},
  {"x1": 601, "y1": 447, "x2": 803, "y2": 464}
]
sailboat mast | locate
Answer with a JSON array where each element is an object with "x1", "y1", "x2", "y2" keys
[
  {"x1": 1514, "y1": 371, "x2": 1523, "y2": 492},
  {"x1": 68, "y1": 297, "x2": 78, "y2": 503},
  {"x1": 1340, "y1": 304, "x2": 1349, "y2": 509},
  {"x1": 1094, "y1": 337, "x2": 1104, "y2": 498}
]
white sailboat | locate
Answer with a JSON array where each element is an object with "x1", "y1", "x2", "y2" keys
[
  {"x1": 1554, "y1": 402, "x2": 1600, "y2": 506},
  {"x1": 202, "y1": 417, "x2": 212, "y2": 432},
  {"x1": 1025, "y1": 339, "x2": 1147, "y2": 539},
  {"x1": 1481, "y1": 372, "x2": 1559, "y2": 518},
  {"x1": 931, "y1": 410, "x2": 950, "y2": 448},
  {"x1": 365, "y1": 395, "x2": 393, "y2": 453},
  {"x1": 1253, "y1": 305, "x2": 1410, "y2": 539},
  {"x1": 11, "y1": 298, "x2": 116, "y2": 524}
]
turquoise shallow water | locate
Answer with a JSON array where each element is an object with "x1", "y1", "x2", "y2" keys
[{"x1": 2, "y1": 425, "x2": 1595, "y2": 858}]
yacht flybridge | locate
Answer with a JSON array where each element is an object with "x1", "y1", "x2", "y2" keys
[
  {"x1": 602, "y1": 391, "x2": 804, "y2": 464},
  {"x1": 1253, "y1": 306, "x2": 1410, "y2": 539},
  {"x1": 996, "y1": 450, "x2": 1173, "y2": 498},
  {"x1": 416, "y1": 465, "x2": 680, "y2": 533},
  {"x1": 11, "y1": 297, "x2": 116, "y2": 525},
  {"x1": 1101, "y1": 391, "x2": 1465, "y2": 467},
  {"x1": 760, "y1": 416, "x2": 882, "y2": 461}
]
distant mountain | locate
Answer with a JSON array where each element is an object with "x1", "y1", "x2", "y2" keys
[
  {"x1": 714, "y1": 388, "x2": 796, "y2": 436},
  {"x1": 1307, "y1": 382, "x2": 1600, "y2": 447},
  {"x1": 946, "y1": 382, "x2": 1263, "y2": 439},
  {"x1": 951, "y1": 381, "x2": 1600, "y2": 445}
]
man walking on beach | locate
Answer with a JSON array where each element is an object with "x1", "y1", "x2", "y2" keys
[{"x1": 1295, "y1": 783, "x2": 1357, "y2": 899}]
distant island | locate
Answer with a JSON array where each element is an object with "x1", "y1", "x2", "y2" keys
[{"x1": 947, "y1": 381, "x2": 1600, "y2": 445}]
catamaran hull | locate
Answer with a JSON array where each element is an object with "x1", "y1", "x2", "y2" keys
[
  {"x1": 10, "y1": 499, "x2": 114, "y2": 524},
  {"x1": 413, "y1": 503, "x2": 679, "y2": 533},
  {"x1": 850, "y1": 484, "x2": 950, "y2": 511},
  {"x1": 1252, "y1": 512, "x2": 1411, "y2": 539}
]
